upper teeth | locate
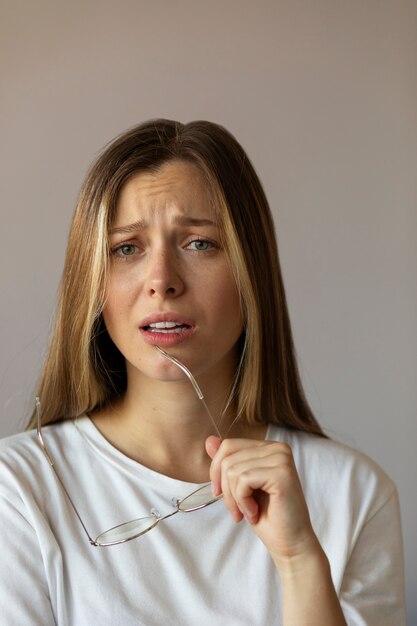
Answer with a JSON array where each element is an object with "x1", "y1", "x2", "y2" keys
[{"x1": 148, "y1": 321, "x2": 182, "y2": 328}]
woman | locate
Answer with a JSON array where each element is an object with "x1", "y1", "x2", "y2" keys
[{"x1": 0, "y1": 120, "x2": 406, "y2": 625}]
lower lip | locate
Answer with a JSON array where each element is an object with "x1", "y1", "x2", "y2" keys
[{"x1": 139, "y1": 326, "x2": 194, "y2": 347}]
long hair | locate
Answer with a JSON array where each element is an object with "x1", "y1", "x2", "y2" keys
[{"x1": 28, "y1": 119, "x2": 325, "y2": 437}]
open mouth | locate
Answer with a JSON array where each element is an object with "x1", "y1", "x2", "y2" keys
[{"x1": 142, "y1": 322, "x2": 192, "y2": 334}]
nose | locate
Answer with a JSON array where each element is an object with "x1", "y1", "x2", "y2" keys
[{"x1": 144, "y1": 248, "x2": 185, "y2": 299}]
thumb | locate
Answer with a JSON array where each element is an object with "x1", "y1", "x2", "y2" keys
[{"x1": 205, "y1": 435, "x2": 222, "y2": 459}]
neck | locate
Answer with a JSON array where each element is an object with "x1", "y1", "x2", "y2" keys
[
  {"x1": 91, "y1": 352, "x2": 267, "y2": 481},
  {"x1": 92, "y1": 369, "x2": 243, "y2": 482}
]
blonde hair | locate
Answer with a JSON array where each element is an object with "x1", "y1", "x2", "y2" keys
[{"x1": 28, "y1": 119, "x2": 324, "y2": 437}]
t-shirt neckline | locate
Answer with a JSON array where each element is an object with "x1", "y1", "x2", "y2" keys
[{"x1": 72, "y1": 415, "x2": 273, "y2": 489}]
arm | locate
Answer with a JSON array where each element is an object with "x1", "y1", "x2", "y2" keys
[
  {"x1": 206, "y1": 437, "x2": 347, "y2": 626},
  {"x1": 277, "y1": 547, "x2": 347, "y2": 626}
]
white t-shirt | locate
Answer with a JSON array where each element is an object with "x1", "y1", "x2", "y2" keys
[{"x1": 0, "y1": 417, "x2": 406, "y2": 625}]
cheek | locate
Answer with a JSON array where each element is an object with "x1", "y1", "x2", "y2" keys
[
  {"x1": 102, "y1": 275, "x2": 136, "y2": 332},
  {"x1": 212, "y1": 274, "x2": 244, "y2": 332}
]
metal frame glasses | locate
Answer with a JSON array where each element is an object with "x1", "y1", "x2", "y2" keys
[{"x1": 36, "y1": 346, "x2": 223, "y2": 547}]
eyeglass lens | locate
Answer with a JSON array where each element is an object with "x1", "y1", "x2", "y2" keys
[
  {"x1": 37, "y1": 347, "x2": 224, "y2": 547},
  {"x1": 95, "y1": 483, "x2": 221, "y2": 546}
]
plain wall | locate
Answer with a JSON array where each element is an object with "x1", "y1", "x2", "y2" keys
[{"x1": 1, "y1": 0, "x2": 416, "y2": 621}]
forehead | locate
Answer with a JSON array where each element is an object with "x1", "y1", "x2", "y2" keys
[{"x1": 112, "y1": 161, "x2": 216, "y2": 227}]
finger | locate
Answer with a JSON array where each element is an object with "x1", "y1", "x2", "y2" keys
[
  {"x1": 218, "y1": 451, "x2": 278, "y2": 523},
  {"x1": 220, "y1": 466, "x2": 245, "y2": 523},
  {"x1": 209, "y1": 438, "x2": 270, "y2": 495},
  {"x1": 221, "y1": 455, "x2": 279, "y2": 524},
  {"x1": 205, "y1": 436, "x2": 223, "y2": 496},
  {"x1": 205, "y1": 435, "x2": 222, "y2": 459},
  {"x1": 227, "y1": 464, "x2": 280, "y2": 526},
  {"x1": 216, "y1": 445, "x2": 267, "y2": 522}
]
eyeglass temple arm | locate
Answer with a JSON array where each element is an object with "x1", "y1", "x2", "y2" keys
[
  {"x1": 35, "y1": 351, "x2": 220, "y2": 545},
  {"x1": 35, "y1": 397, "x2": 97, "y2": 545},
  {"x1": 154, "y1": 346, "x2": 223, "y2": 440}
]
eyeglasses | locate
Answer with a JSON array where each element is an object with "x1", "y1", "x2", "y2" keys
[{"x1": 36, "y1": 346, "x2": 223, "y2": 547}]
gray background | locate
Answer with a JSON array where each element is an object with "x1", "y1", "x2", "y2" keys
[{"x1": 1, "y1": 0, "x2": 416, "y2": 622}]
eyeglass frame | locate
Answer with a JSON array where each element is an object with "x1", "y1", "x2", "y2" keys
[{"x1": 36, "y1": 346, "x2": 224, "y2": 547}]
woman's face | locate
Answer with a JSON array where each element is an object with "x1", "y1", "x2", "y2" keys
[{"x1": 103, "y1": 160, "x2": 244, "y2": 388}]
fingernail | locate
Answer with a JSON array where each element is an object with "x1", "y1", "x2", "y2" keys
[{"x1": 244, "y1": 513, "x2": 256, "y2": 525}]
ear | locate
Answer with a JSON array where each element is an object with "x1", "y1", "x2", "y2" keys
[{"x1": 205, "y1": 435, "x2": 222, "y2": 459}]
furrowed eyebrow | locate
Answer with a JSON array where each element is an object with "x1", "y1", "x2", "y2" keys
[
  {"x1": 110, "y1": 216, "x2": 216, "y2": 235},
  {"x1": 110, "y1": 219, "x2": 147, "y2": 235},
  {"x1": 172, "y1": 216, "x2": 216, "y2": 227}
]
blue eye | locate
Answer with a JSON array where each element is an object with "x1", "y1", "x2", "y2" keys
[
  {"x1": 112, "y1": 244, "x2": 138, "y2": 257},
  {"x1": 187, "y1": 239, "x2": 215, "y2": 252}
]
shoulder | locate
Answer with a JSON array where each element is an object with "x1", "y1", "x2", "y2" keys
[
  {"x1": 0, "y1": 421, "x2": 72, "y2": 496},
  {"x1": 0, "y1": 428, "x2": 40, "y2": 469},
  {"x1": 0, "y1": 420, "x2": 82, "y2": 531},
  {"x1": 267, "y1": 425, "x2": 397, "y2": 522},
  {"x1": 0, "y1": 419, "x2": 76, "y2": 455}
]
